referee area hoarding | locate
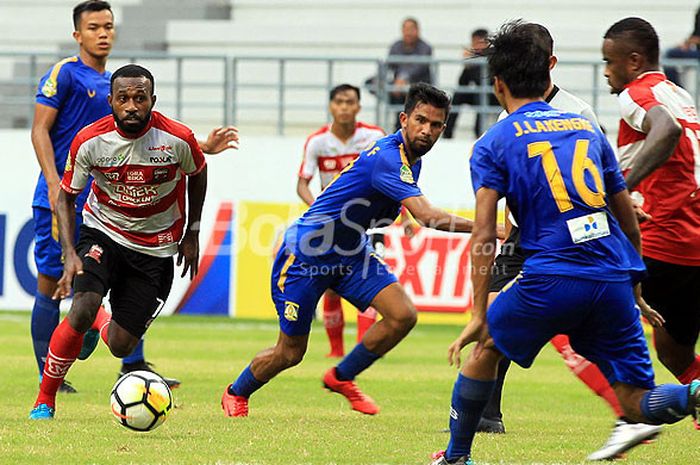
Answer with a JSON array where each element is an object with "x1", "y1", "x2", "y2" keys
[{"x1": 1, "y1": 130, "x2": 477, "y2": 324}]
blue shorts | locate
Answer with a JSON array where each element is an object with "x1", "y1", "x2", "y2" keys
[
  {"x1": 270, "y1": 241, "x2": 397, "y2": 336},
  {"x1": 488, "y1": 274, "x2": 655, "y2": 389},
  {"x1": 33, "y1": 207, "x2": 83, "y2": 279}
]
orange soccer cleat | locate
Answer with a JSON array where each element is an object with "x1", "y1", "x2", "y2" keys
[
  {"x1": 221, "y1": 385, "x2": 249, "y2": 417},
  {"x1": 322, "y1": 367, "x2": 379, "y2": 415}
]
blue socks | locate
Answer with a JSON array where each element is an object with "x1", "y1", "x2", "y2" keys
[
  {"x1": 230, "y1": 365, "x2": 266, "y2": 398},
  {"x1": 31, "y1": 292, "x2": 60, "y2": 374},
  {"x1": 122, "y1": 338, "x2": 145, "y2": 365},
  {"x1": 641, "y1": 383, "x2": 692, "y2": 424},
  {"x1": 446, "y1": 374, "x2": 496, "y2": 461},
  {"x1": 335, "y1": 343, "x2": 381, "y2": 381}
]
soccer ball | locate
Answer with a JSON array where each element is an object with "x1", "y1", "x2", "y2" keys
[{"x1": 110, "y1": 370, "x2": 173, "y2": 432}]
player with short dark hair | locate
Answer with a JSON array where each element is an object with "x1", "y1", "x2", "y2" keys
[
  {"x1": 29, "y1": 1, "x2": 238, "y2": 393},
  {"x1": 430, "y1": 20, "x2": 699, "y2": 465},
  {"x1": 474, "y1": 25, "x2": 663, "y2": 460},
  {"x1": 603, "y1": 17, "x2": 700, "y2": 430},
  {"x1": 223, "y1": 83, "x2": 475, "y2": 418},
  {"x1": 297, "y1": 83, "x2": 385, "y2": 357},
  {"x1": 29, "y1": 64, "x2": 208, "y2": 420}
]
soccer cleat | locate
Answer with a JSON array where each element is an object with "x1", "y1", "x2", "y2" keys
[
  {"x1": 476, "y1": 416, "x2": 506, "y2": 434},
  {"x1": 29, "y1": 403, "x2": 55, "y2": 420},
  {"x1": 78, "y1": 328, "x2": 100, "y2": 360},
  {"x1": 57, "y1": 380, "x2": 77, "y2": 394},
  {"x1": 690, "y1": 380, "x2": 700, "y2": 422},
  {"x1": 586, "y1": 419, "x2": 662, "y2": 461},
  {"x1": 221, "y1": 385, "x2": 249, "y2": 417},
  {"x1": 322, "y1": 367, "x2": 379, "y2": 415},
  {"x1": 429, "y1": 450, "x2": 473, "y2": 465},
  {"x1": 119, "y1": 361, "x2": 181, "y2": 389}
]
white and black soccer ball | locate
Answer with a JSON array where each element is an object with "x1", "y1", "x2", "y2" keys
[{"x1": 110, "y1": 370, "x2": 173, "y2": 432}]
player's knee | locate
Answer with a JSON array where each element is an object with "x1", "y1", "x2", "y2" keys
[
  {"x1": 67, "y1": 293, "x2": 102, "y2": 332},
  {"x1": 387, "y1": 304, "x2": 417, "y2": 333},
  {"x1": 108, "y1": 339, "x2": 137, "y2": 358}
]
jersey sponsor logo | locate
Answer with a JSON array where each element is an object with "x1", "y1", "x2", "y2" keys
[
  {"x1": 322, "y1": 159, "x2": 337, "y2": 170},
  {"x1": 149, "y1": 155, "x2": 175, "y2": 164},
  {"x1": 153, "y1": 168, "x2": 169, "y2": 182},
  {"x1": 64, "y1": 154, "x2": 73, "y2": 173},
  {"x1": 126, "y1": 170, "x2": 145, "y2": 184},
  {"x1": 148, "y1": 144, "x2": 173, "y2": 152},
  {"x1": 87, "y1": 89, "x2": 96, "y2": 98},
  {"x1": 85, "y1": 244, "x2": 104, "y2": 264},
  {"x1": 113, "y1": 184, "x2": 158, "y2": 205},
  {"x1": 41, "y1": 78, "x2": 57, "y2": 97},
  {"x1": 97, "y1": 153, "x2": 127, "y2": 165},
  {"x1": 400, "y1": 165, "x2": 415, "y2": 184},
  {"x1": 566, "y1": 212, "x2": 610, "y2": 244},
  {"x1": 157, "y1": 231, "x2": 174, "y2": 245},
  {"x1": 104, "y1": 172, "x2": 119, "y2": 181},
  {"x1": 284, "y1": 301, "x2": 299, "y2": 321}
]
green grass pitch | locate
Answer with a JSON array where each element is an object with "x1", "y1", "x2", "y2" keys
[{"x1": 1, "y1": 311, "x2": 698, "y2": 465}]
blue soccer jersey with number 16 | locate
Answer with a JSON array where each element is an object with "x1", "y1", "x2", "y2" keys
[{"x1": 470, "y1": 101, "x2": 645, "y2": 282}]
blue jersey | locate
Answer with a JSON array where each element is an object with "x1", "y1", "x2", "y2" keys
[
  {"x1": 32, "y1": 56, "x2": 111, "y2": 211},
  {"x1": 285, "y1": 130, "x2": 423, "y2": 262},
  {"x1": 470, "y1": 101, "x2": 645, "y2": 282}
]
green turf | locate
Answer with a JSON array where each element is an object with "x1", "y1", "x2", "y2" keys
[{"x1": 1, "y1": 311, "x2": 697, "y2": 465}]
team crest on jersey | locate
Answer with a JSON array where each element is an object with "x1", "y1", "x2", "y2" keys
[
  {"x1": 85, "y1": 244, "x2": 104, "y2": 264},
  {"x1": 399, "y1": 165, "x2": 414, "y2": 184},
  {"x1": 284, "y1": 301, "x2": 299, "y2": 321},
  {"x1": 41, "y1": 78, "x2": 57, "y2": 97}
]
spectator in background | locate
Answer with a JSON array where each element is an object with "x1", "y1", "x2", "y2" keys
[
  {"x1": 663, "y1": 6, "x2": 700, "y2": 86},
  {"x1": 388, "y1": 17, "x2": 433, "y2": 129},
  {"x1": 444, "y1": 29, "x2": 499, "y2": 139}
]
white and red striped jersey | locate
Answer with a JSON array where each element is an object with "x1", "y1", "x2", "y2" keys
[
  {"x1": 61, "y1": 111, "x2": 206, "y2": 257},
  {"x1": 617, "y1": 71, "x2": 700, "y2": 266},
  {"x1": 298, "y1": 121, "x2": 385, "y2": 189}
]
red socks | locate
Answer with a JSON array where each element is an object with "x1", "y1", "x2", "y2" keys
[
  {"x1": 677, "y1": 356, "x2": 700, "y2": 385},
  {"x1": 35, "y1": 318, "x2": 83, "y2": 408},
  {"x1": 357, "y1": 307, "x2": 377, "y2": 342},
  {"x1": 323, "y1": 293, "x2": 344, "y2": 357},
  {"x1": 92, "y1": 305, "x2": 111, "y2": 345},
  {"x1": 550, "y1": 334, "x2": 623, "y2": 417}
]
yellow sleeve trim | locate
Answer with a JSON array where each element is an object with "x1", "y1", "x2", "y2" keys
[{"x1": 41, "y1": 56, "x2": 79, "y2": 98}]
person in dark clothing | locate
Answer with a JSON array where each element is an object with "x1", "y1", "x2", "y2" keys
[
  {"x1": 664, "y1": 6, "x2": 700, "y2": 86},
  {"x1": 444, "y1": 29, "x2": 499, "y2": 139}
]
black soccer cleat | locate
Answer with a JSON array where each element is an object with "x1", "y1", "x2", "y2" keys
[
  {"x1": 57, "y1": 380, "x2": 77, "y2": 394},
  {"x1": 476, "y1": 416, "x2": 506, "y2": 434},
  {"x1": 119, "y1": 361, "x2": 181, "y2": 389}
]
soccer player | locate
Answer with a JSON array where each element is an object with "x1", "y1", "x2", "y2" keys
[
  {"x1": 476, "y1": 25, "x2": 663, "y2": 457},
  {"x1": 222, "y1": 83, "x2": 474, "y2": 417},
  {"x1": 430, "y1": 21, "x2": 699, "y2": 465},
  {"x1": 602, "y1": 18, "x2": 700, "y2": 431},
  {"x1": 29, "y1": 64, "x2": 207, "y2": 420},
  {"x1": 30, "y1": 0, "x2": 237, "y2": 392},
  {"x1": 297, "y1": 83, "x2": 385, "y2": 357}
]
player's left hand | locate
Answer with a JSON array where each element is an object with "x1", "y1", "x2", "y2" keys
[
  {"x1": 634, "y1": 284, "x2": 665, "y2": 327},
  {"x1": 447, "y1": 317, "x2": 488, "y2": 368},
  {"x1": 201, "y1": 126, "x2": 239, "y2": 154},
  {"x1": 177, "y1": 231, "x2": 200, "y2": 280}
]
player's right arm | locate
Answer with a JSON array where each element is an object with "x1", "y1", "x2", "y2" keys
[
  {"x1": 53, "y1": 188, "x2": 82, "y2": 300},
  {"x1": 296, "y1": 134, "x2": 319, "y2": 206},
  {"x1": 621, "y1": 101, "x2": 681, "y2": 190},
  {"x1": 296, "y1": 177, "x2": 315, "y2": 206},
  {"x1": 601, "y1": 135, "x2": 665, "y2": 327},
  {"x1": 401, "y1": 195, "x2": 473, "y2": 232},
  {"x1": 31, "y1": 104, "x2": 61, "y2": 211}
]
